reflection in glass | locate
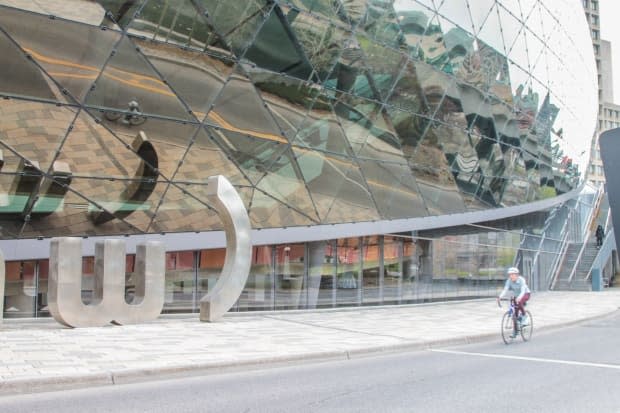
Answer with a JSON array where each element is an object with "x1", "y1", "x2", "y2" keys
[
  {"x1": 3, "y1": 261, "x2": 36, "y2": 318},
  {"x1": 275, "y1": 244, "x2": 305, "y2": 309},
  {"x1": 383, "y1": 236, "x2": 403, "y2": 304},
  {"x1": 336, "y1": 237, "x2": 360, "y2": 306},
  {"x1": 237, "y1": 245, "x2": 274, "y2": 311},
  {"x1": 198, "y1": 248, "x2": 225, "y2": 310},
  {"x1": 163, "y1": 251, "x2": 195, "y2": 313},
  {"x1": 307, "y1": 241, "x2": 336, "y2": 309},
  {"x1": 362, "y1": 236, "x2": 381, "y2": 304},
  {"x1": 37, "y1": 259, "x2": 49, "y2": 317},
  {"x1": 293, "y1": 147, "x2": 380, "y2": 223}
]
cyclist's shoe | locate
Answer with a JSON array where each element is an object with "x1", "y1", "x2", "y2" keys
[{"x1": 509, "y1": 332, "x2": 518, "y2": 339}]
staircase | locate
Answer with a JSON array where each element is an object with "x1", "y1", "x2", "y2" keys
[{"x1": 553, "y1": 240, "x2": 599, "y2": 291}]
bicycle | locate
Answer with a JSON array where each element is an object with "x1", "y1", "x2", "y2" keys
[
  {"x1": 104, "y1": 100, "x2": 147, "y2": 126},
  {"x1": 498, "y1": 297, "x2": 533, "y2": 344}
]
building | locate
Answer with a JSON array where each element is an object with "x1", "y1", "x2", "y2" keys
[
  {"x1": 583, "y1": 0, "x2": 616, "y2": 187},
  {"x1": 0, "y1": 1, "x2": 598, "y2": 317}
]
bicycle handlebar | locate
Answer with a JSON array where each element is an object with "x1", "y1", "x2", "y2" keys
[{"x1": 496, "y1": 297, "x2": 513, "y2": 308}]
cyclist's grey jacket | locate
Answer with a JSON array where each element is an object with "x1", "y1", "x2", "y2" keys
[{"x1": 499, "y1": 276, "x2": 530, "y2": 301}]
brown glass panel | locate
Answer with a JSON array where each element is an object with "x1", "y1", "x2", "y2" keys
[
  {"x1": 249, "y1": 188, "x2": 316, "y2": 229},
  {"x1": 19, "y1": 177, "x2": 146, "y2": 237},
  {"x1": 136, "y1": 39, "x2": 235, "y2": 119},
  {"x1": 149, "y1": 183, "x2": 221, "y2": 233},
  {"x1": 174, "y1": 127, "x2": 251, "y2": 186},
  {"x1": 0, "y1": 7, "x2": 117, "y2": 103},
  {"x1": 0, "y1": 100, "x2": 76, "y2": 173},
  {"x1": 84, "y1": 35, "x2": 193, "y2": 121}
]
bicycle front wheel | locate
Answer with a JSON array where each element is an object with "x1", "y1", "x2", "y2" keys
[
  {"x1": 129, "y1": 114, "x2": 147, "y2": 126},
  {"x1": 501, "y1": 312, "x2": 515, "y2": 344},
  {"x1": 520, "y1": 310, "x2": 533, "y2": 341}
]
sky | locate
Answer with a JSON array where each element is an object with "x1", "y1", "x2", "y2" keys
[{"x1": 599, "y1": 0, "x2": 620, "y2": 102}]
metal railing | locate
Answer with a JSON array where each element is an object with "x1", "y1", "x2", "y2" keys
[
  {"x1": 565, "y1": 185, "x2": 605, "y2": 285},
  {"x1": 548, "y1": 184, "x2": 604, "y2": 289}
]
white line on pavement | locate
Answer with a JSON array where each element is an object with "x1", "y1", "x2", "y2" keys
[{"x1": 430, "y1": 349, "x2": 620, "y2": 370}]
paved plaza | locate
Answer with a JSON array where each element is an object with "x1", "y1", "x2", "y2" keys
[{"x1": 0, "y1": 290, "x2": 619, "y2": 395}]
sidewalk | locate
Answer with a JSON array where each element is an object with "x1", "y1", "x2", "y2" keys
[{"x1": 1, "y1": 290, "x2": 619, "y2": 395}]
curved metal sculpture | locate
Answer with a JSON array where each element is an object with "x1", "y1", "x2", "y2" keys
[
  {"x1": 200, "y1": 175, "x2": 252, "y2": 322},
  {"x1": 48, "y1": 237, "x2": 165, "y2": 327}
]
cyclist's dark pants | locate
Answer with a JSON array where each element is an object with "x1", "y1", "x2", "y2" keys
[{"x1": 516, "y1": 293, "x2": 531, "y2": 318}]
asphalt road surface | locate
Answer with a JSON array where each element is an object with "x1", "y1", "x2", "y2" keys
[{"x1": 2, "y1": 311, "x2": 620, "y2": 412}]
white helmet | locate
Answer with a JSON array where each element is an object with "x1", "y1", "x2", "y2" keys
[{"x1": 507, "y1": 267, "x2": 520, "y2": 274}]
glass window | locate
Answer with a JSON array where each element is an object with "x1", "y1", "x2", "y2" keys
[
  {"x1": 37, "y1": 260, "x2": 49, "y2": 317},
  {"x1": 362, "y1": 236, "x2": 381, "y2": 305},
  {"x1": 163, "y1": 251, "x2": 196, "y2": 313},
  {"x1": 307, "y1": 241, "x2": 336, "y2": 309},
  {"x1": 275, "y1": 244, "x2": 306, "y2": 309},
  {"x1": 197, "y1": 248, "x2": 225, "y2": 304},
  {"x1": 383, "y1": 236, "x2": 403, "y2": 304},
  {"x1": 3, "y1": 261, "x2": 36, "y2": 318},
  {"x1": 237, "y1": 246, "x2": 274, "y2": 311},
  {"x1": 336, "y1": 237, "x2": 361, "y2": 306}
]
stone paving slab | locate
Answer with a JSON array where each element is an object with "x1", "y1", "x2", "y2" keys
[{"x1": 0, "y1": 290, "x2": 619, "y2": 395}]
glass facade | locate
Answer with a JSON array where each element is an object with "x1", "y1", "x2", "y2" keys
[{"x1": 0, "y1": 1, "x2": 598, "y2": 316}]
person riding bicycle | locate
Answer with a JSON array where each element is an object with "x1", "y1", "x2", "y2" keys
[{"x1": 497, "y1": 267, "x2": 531, "y2": 337}]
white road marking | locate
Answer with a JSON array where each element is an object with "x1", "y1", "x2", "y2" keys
[{"x1": 430, "y1": 349, "x2": 620, "y2": 370}]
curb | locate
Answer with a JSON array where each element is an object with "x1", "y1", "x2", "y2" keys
[{"x1": 2, "y1": 310, "x2": 617, "y2": 396}]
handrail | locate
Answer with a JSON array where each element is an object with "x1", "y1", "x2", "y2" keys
[
  {"x1": 529, "y1": 232, "x2": 545, "y2": 289},
  {"x1": 549, "y1": 228, "x2": 571, "y2": 290},
  {"x1": 566, "y1": 239, "x2": 588, "y2": 284},
  {"x1": 567, "y1": 185, "x2": 605, "y2": 285},
  {"x1": 586, "y1": 227, "x2": 615, "y2": 282},
  {"x1": 604, "y1": 206, "x2": 612, "y2": 234}
]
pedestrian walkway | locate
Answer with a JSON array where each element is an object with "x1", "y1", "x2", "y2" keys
[{"x1": 0, "y1": 290, "x2": 619, "y2": 395}]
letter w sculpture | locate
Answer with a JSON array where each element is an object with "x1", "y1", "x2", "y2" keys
[{"x1": 47, "y1": 175, "x2": 251, "y2": 327}]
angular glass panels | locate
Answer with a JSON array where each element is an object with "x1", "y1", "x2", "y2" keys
[{"x1": 0, "y1": 1, "x2": 597, "y2": 238}]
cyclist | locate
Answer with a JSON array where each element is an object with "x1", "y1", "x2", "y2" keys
[{"x1": 497, "y1": 267, "x2": 531, "y2": 337}]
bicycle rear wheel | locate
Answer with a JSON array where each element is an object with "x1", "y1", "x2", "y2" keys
[
  {"x1": 520, "y1": 310, "x2": 533, "y2": 341},
  {"x1": 501, "y1": 312, "x2": 516, "y2": 344},
  {"x1": 104, "y1": 111, "x2": 122, "y2": 121}
]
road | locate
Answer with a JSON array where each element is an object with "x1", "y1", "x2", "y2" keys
[{"x1": 1, "y1": 311, "x2": 620, "y2": 412}]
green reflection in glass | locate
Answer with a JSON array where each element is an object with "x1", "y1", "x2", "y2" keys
[{"x1": 293, "y1": 147, "x2": 379, "y2": 223}]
